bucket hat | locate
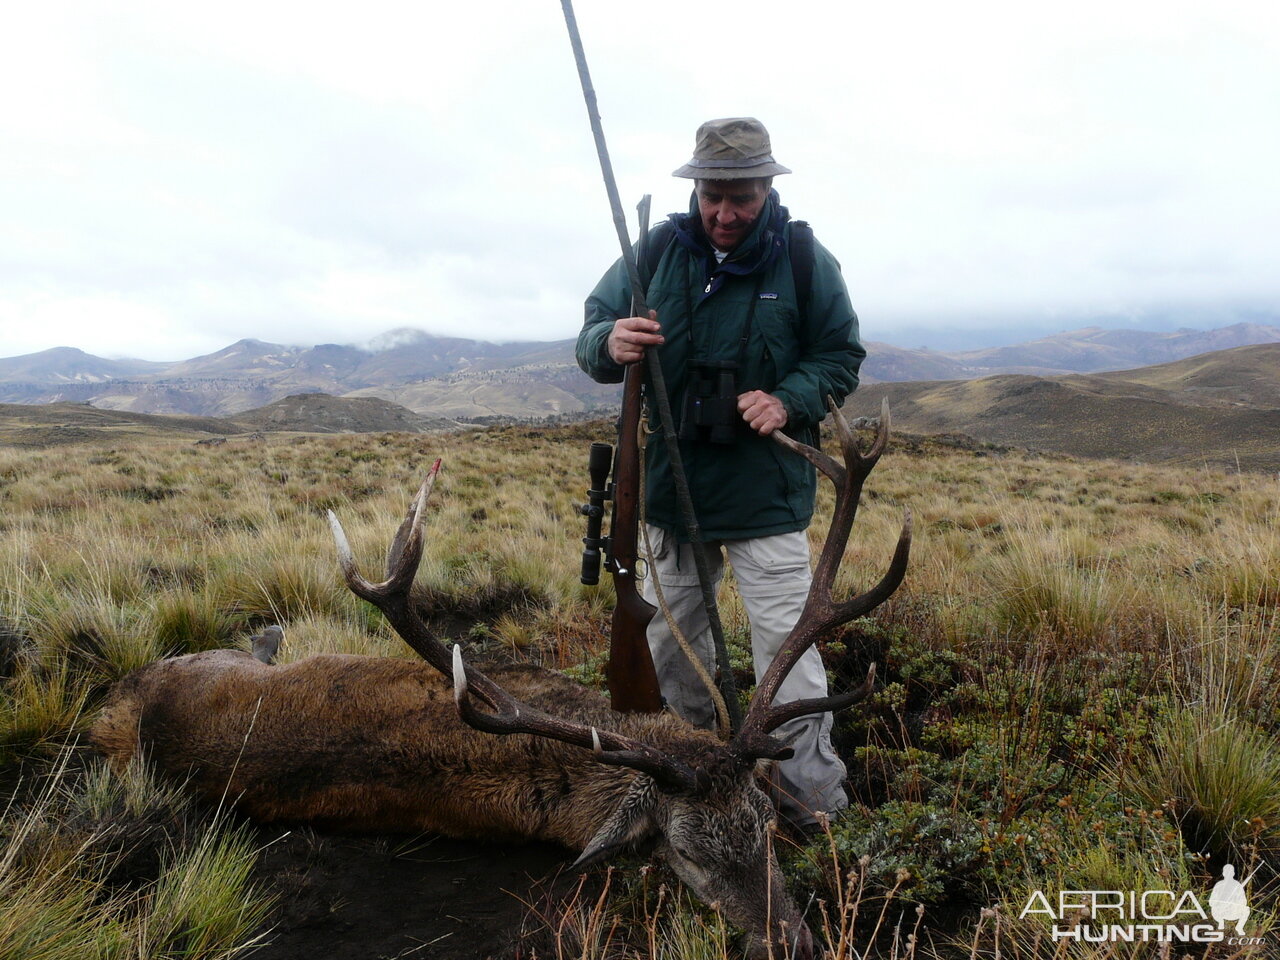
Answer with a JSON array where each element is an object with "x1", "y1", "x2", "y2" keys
[{"x1": 672, "y1": 117, "x2": 792, "y2": 180}]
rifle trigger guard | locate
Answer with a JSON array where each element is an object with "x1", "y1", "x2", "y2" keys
[{"x1": 634, "y1": 556, "x2": 649, "y2": 582}]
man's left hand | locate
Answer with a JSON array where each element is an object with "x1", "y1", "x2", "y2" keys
[{"x1": 737, "y1": 390, "x2": 788, "y2": 436}]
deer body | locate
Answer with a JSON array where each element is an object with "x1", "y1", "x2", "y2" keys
[
  {"x1": 93, "y1": 649, "x2": 797, "y2": 955},
  {"x1": 94, "y1": 650, "x2": 708, "y2": 846}
]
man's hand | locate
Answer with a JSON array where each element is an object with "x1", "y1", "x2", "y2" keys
[
  {"x1": 608, "y1": 311, "x2": 663, "y2": 365},
  {"x1": 737, "y1": 390, "x2": 788, "y2": 436}
]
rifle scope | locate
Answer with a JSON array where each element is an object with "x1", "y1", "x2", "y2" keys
[{"x1": 578, "y1": 441, "x2": 613, "y2": 585}]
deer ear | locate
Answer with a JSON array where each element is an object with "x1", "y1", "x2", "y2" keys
[{"x1": 572, "y1": 776, "x2": 659, "y2": 870}]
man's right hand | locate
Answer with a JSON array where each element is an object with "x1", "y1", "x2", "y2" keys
[{"x1": 607, "y1": 311, "x2": 663, "y2": 365}]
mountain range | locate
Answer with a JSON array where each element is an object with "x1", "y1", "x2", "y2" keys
[{"x1": 1, "y1": 322, "x2": 1277, "y2": 420}]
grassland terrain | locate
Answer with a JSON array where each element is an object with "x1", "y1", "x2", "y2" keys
[
  {"x1": 1088, "y1": 342, "x2": 1280, "y2": 409},
  {"x1": 1, "y1": 418, "x2": 1278, "y2": 959}
]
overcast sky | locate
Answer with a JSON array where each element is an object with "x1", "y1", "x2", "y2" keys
[{"x1": 2, "y1": 1, "x2": 1277, "y2": 361}]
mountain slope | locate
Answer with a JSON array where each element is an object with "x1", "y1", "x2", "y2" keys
[
  {"x1": 0, "y1": 402, "x2": 241, "y2": 446},
  {"x1": 844, "y1": 343, "x2": 1280, "y2": 472},
  {"x1": 0, "y1": 347, "x2": 166, "y2": 383},
  {"x1": 1088, "y1": 342, "x2": 1280, "y2": 409},
  {"x1": 949, "y1": 322, "x2": 1280, "y2": 374},
  {"x1": 231, "y1": 394, "x2": 457, "y2": 433}
]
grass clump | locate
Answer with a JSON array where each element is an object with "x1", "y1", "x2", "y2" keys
[
  {"x1": 0, "y1": 662, "x2": 92, "y2": 763},
  {"x1": 1125, "y1": 706, "x2": 1280, "y2": 863},
  {"x1": 0, "y1": 752, "x2": 271, "y2": 960}
]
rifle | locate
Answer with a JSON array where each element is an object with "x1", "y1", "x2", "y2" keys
[
  {"x1": 579, "y1": 366, "x2": 662, "y2": 713},
  {"x1": 563, "y1": 2, "x2": 662, "y2": 713}
]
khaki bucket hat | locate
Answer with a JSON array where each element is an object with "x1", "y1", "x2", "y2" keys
[{"x1": 672, "y1": 117, "x2": 792, "y2": 180}]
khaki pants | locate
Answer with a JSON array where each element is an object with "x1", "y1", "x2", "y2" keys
[{"x1": 641, "y1": 525, "x2": 848, "y2": 824}]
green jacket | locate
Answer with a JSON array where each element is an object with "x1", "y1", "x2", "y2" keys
[{"x1": 576, "y1": 191, "x2": 864, "y2": 541}]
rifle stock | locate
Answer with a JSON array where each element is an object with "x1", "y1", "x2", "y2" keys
[{"x1": 605, "y1": 363, "x2": 662, "y2": 713}]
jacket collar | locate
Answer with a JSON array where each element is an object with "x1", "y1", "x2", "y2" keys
[{"x1": 670, "y1": 189, "x2": 788, "y2": 277}]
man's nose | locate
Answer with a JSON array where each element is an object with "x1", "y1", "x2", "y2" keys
[{"x1": 713, "y1": 201, "x2": 735, "y2": 223}]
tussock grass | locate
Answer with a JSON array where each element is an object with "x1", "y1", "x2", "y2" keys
[
  {"x1": 0, "y1": 751, "x2": 271, "y2": 960},
  {"x1": 147, "y1": 584, "x2": 242, "y2": 656},
  {"x1": 0, "y1": 423, "x2": 1277, "y2": 956},
  {"x1": 1125, "y1": 706, "x2": 1280, "y2": 861},
  {"x1": 136, "y1": 818, "x2": 272, "y2": 960},
  {"x1": 1, "y1": 662, "x2": 92, "y2": 761}
]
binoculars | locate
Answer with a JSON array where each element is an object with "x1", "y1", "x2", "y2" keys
[{"x1": 679, "y1": 359, "x2": 739, "y2": 445}]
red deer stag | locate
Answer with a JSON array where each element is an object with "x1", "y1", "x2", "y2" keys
[{"x1": 92, "y1": 401, "x2": 910, "y2": 959}]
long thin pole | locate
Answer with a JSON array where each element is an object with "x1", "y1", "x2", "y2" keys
[
  {"x1": 559, "y1": 0, "x2": 647, "y2": 312},
  {"x1": 559, "y1": 0, "x2": 743, "y2": 730}
]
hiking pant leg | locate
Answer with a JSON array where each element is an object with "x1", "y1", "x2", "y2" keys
[
  {"x1": 726, "y1": 531, "x2": 849, "y2": 822},
  {"x1": 640, "y1": 524, "x2": 723, "y2": 731}
]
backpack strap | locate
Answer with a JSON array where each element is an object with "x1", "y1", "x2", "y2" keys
[{"x1": 788, "y1": 220, "x2": 814, "y2": 327}]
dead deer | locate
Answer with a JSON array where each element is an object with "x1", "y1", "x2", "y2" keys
[{"x1": 91, "y1": 401, "x2": 910, "y2": 959}]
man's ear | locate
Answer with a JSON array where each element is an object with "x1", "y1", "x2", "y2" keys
[{"x1": 572, "y1": 776, "x2": 660, "y2": 870}]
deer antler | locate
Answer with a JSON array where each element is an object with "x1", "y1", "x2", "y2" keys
[
  {"x1": 732, "y1": 397, "x2": 911, "y2": 762},
  {"x1": 328, "y1": 460, "x2": 703, "y2": 795}
]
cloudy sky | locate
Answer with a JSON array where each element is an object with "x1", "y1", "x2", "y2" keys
[{"x1": 2, "y1": 1, "x2": 1277, "y2": 361}]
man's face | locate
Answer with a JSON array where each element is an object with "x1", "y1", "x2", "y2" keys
[{"x1": 696, "y1": 179, "x2": 769, "y2": 251}]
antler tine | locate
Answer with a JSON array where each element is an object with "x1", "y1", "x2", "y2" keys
[
  {"x1": 828, "y1": 510, "x2": 911, "y2": 625},
  {"x1": 329, "y1": 459, "x2": 441, "y2": 603},
  {"x1": 753, "y1": 664, "x2": 876, "y2": 740},
  {"x1": 451, "y1": 646, "x2": 702, "y2": 794},
  {"x1": 384, "y1": 459, "x2": 440, "y2": 580},
  {"x1": 863, "y1": 396, "x2": 891, "y2": 461},
  {"x1": 771, "y1": 425, "x2": 844, "y2": 485},
  {"x1": 733, "y1": 401, "x2": 909, "y2": 760}
]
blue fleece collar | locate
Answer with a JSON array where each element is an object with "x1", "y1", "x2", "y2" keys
[{"x1": 669, "y1": 189, "x2": 789, "y2": 279}]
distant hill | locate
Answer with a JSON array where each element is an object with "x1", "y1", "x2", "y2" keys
[
  {"x1": 844, "y1": 342, "x2": 1280, "y2": 472},
  {"x1": 231, "y1": 394, "x2": 459, "y2": 434},
  {"x1": 1088, "y1": 342, "x2": 1280, "y2": 409},
  {"x1": 4, "y1": 341, "x2": 1276, "y2": 472},
  {"x1": 0, "y1": 322, "x2": 1276, "y2": 420},
  {"x1": 0, "y1": 394, "x2": 459, "y2": 447},
  {"x1": 0, "y1": 402, "x2": 242, "y2": 447}
]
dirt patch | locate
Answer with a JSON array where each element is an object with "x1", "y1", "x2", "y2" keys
[{"x1": 249, "y1": 826, "x2": 574, "y2": 960}]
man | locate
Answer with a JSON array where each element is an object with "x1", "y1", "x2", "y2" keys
[{"x1": 575, "y1": 117, "x2": 865, "y2": 831}]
